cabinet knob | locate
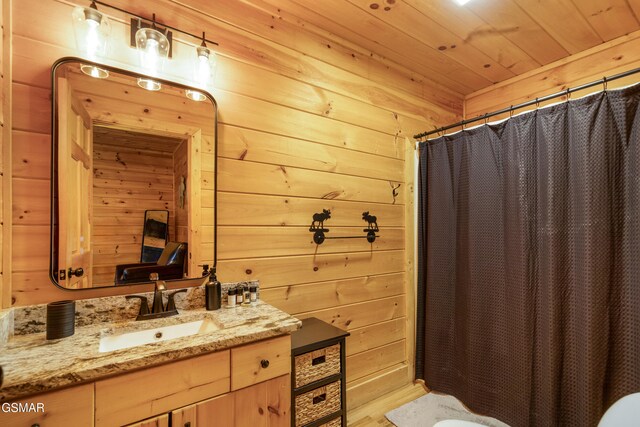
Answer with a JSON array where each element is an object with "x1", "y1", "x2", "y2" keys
[
  {"x1": 32, "y1": 424, "x2": 41, "y2": 427},
  {"x1": 261, "y1": 359, "x2": 270, "y2": 369},
  {"x1": 185, "y1": 422, "x2": 191, "y2": 427}
]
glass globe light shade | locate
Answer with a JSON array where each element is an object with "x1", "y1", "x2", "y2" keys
[
  {"x1": 71, "y1": 4, "x2": 110, "y2": 78},
  {"x1": 135, "y1": 27, "x2": 170, "y2": 76},
  {"x1": 194, "y1": 45, "x2": 217, "y2": 88}
]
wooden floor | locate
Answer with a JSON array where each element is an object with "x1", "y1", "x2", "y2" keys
[{"x1": 347, "y1": 382, "x2": 427, "y2": 426}]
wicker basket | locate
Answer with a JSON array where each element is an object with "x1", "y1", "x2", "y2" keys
[
  {"x1": 294, "y1": 380, "x2": 341, "y2": 426},
  {"x1": 294, "y1": 343, "x2": 341, "y2": 388},
  {"x1": 319, "y1": 417, "x2": 342, "y2": 427}
]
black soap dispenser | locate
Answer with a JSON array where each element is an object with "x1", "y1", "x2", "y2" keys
[{"x1": 205, "y1": 267, "x2": 222, "y2": 311}]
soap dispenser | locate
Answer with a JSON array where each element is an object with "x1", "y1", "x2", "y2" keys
[{"x1": 205, "y1": 268, "x2": 222, "y2": 311}]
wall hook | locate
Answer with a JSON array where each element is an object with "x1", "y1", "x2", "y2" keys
[
  {"x1": 362, "y1": 211, "x2": 379, "y2": 243},
  {"x1": 309, "y1": 209, "x2": 331, "y2": 244}
]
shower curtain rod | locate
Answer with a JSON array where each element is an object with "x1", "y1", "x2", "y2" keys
[{"x1": 414, "y1": 66, "x2": 640, "y2": 140}]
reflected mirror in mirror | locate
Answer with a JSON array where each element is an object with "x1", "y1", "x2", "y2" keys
[
  {"x1": 141, "y1": 210, "x2": 169, "y2": 263},
  {"x1": 51, "y1": 58, "x2": 217, "y2": 289}
]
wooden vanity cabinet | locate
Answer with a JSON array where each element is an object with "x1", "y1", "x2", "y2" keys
[
  {"x1": 1, "y1": 335, "x2": 291, "y2": 427},
  {"x1": 102, "y1": 335, "x2": 291, "y2": 427}
]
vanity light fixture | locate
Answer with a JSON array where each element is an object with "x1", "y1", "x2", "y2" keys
[
  {"x1": 71, "y1": 1, "x2": 110, "y2": 78},
  {"x1": 186, "y1": 32, "x2": 217, "y2": 102},
  {"x1": 134, "y1": 15, "x2": 170, "y2": 91},
  {"x1": 453, "y1": 0, "x2": 472, "y2": 5},
  {"x1": 71, "y1": 2, "x2": 220, "y2": 90}
]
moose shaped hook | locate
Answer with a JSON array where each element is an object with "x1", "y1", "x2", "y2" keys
[
  {"x1": 362, "y1": 211, "x2": 379, "y2": 243},
  {"x1": 309, "y1": 209, "x2": 331, "y2": 244}
]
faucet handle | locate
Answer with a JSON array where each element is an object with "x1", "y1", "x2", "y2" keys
[
  {"x1": 166, "y1": 289, "x2": 188, "y2": 312},
  {"x1": 125, "y1": 295, "x2": 150, "y2": 316}
]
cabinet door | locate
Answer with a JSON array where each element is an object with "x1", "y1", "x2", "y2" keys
[
  {"x1": 0, "y1": 383, "x2": 93, "y2": 427},
  {"x1": 195, "y1": 393, "x2": 234, "y2": 426},
  {"x1": 234, "y1": 374, "x2": 291, "y2": 427},
  {"x1": 172, "y1": 404, "x2": 196, "y2": 427},
  {"x1": 123, "y1": 414, "x2": 169, "y2": 427}
]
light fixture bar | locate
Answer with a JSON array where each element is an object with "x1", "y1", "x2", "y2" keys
[{"x1": 93, "y1": 0, "x2": 219, "y2": 47}]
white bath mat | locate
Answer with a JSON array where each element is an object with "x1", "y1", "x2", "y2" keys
[{"x1": 385, "y1": 392, "x2": 510, "y2": 427}]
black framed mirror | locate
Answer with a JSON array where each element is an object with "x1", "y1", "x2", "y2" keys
[{"x1": 50, "y1": 57, "x2": 217, "y2": 289}]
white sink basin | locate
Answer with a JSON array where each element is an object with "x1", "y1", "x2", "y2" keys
[{"x1": 98, "y1": 318, "x2": 220, "y2": 353}]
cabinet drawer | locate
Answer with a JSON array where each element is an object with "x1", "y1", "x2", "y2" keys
[
  {"x1": 231, "y1": 335, "x2": 290, "y2": 391},
  {"x1": 294, "y1": 343, "x2": 341, "y2": 388},
  {"x1": 0, "y1": 383, "x2": 94, "y2": 427},
  {"x1": 95, "y1": 350, "x2": 230, "y2": 427},
  {"x1": 294, "y1": 380, "x2": 341, "y2": 426}
]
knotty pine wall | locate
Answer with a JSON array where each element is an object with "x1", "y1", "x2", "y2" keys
[
  {"x1": 465, "y1": 30, "x2": 640, "y2": 120},
  {"x1": 8, "y1": 0, "x2": 462, "y2": 407},
  {"x1": 0, "y1": 0, "x2": 10, "y2": 309}
]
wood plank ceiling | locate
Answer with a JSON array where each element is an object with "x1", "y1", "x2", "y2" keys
[{"x1": 260, "y1": 0, "x2": 640, "y2": 95}]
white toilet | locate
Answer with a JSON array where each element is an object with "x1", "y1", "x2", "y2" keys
[{"x1": 598, "y1": 392, "x2": 640, "y2": 427}]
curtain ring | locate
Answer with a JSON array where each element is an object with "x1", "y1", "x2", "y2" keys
[
  {"x1": 535, "y1": 97, "x2": 540, "y2": 109},
  {"x1": 509, "y1": 105, "x2": 514, "y2": 118},
  {"x1": 603, "y1": 76, "x2": 608, "y2": 91},
  {"x1": 566, "y1": 87, "x2": 571, "y2": 101},
  {"x1": 483, "y1": 114, "x2": 489, "y2": 125}
]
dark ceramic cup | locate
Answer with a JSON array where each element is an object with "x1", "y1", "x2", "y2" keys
[{"x1": 46, "y1": 300, "x2": 76, "y2": 340}]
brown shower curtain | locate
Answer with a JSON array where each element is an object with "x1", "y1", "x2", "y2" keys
[{"x1": 416, "y1": 84, "x2": 640, "y2": 427}]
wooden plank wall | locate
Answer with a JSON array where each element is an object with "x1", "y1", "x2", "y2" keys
[
  {"x1": 0, "y1": 0, "x2": 11, "y2": 309},
  {"x1": 8, "y1": 0, "x2": 462, "y2": 407},
  {"x1": 465, "y1": 29, "x2": 640, "y2": 120},
  {"x1": 92, "y1": 138, "x2": 176, "y2": 286}
]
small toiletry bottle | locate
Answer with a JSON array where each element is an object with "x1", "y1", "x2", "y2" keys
[
  {"x1": 250, "y1": 285, "x2": 258, "y2": 303},
  {"x1": 205, "y1": 269, "x2": 221, "y2": 311},
  {"x1": 242, "y1": 287, "x2": 251, "y2": 306},
  {"x1": 236, "y1": 286, "x2": 244, "y2": 304},
  {"x1": 227, "y1": 288, "x2": 237, "y2": 308}
]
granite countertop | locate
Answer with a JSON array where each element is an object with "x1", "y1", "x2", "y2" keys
[{"x1": 0, "y1": 301, "x2": 301, "y2": 402}]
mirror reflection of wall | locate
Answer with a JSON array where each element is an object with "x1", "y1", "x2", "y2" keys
[{"x1": 52, "y1": 59, "x2": 217, "y2": 290}]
